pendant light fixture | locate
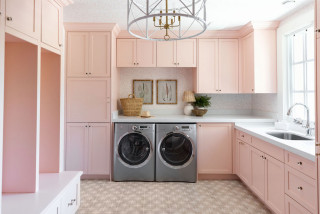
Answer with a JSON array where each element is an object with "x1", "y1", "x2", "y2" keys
[{"x1": 127, "y1": 0, "x2": 208, "y2": 41}]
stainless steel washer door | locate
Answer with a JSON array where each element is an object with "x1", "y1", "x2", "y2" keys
[
  {"x1": 158, "y1": 132, "x2": 195, "y2": 169},
  {"x1": 118, "y1": 132, "x2": 152, "y2": 168}
]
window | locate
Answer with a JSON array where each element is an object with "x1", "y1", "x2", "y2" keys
[{"x1": 287, "y1": 26, "x2": 315, "y2": 122}]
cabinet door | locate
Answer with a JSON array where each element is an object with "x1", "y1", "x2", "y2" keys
[
  {"x1": 136, "y1": 39, "x2": 156, "y2": 67},
  {"x1": 176, "y1": 39, "x2": 197, "y2": 67},
  {"x1": 87, "y1": 123, "x2": 110, "y2": 175},
  {"x1": 5, "y1": 0, "x2": 40, "y2": 39},
  {"x1": 157, "y1": 41, "x2": 176, "y2": 67},
  {"x1": 219, "y1": 39, "x2": 239, "y2": 93},
  {"x1": 265, "y1": 154, "x2": 285, "y2": 214},
  {"x1": 238, "y1": 140, "x2": 251, "y2": 185},
  {"x1": 197, "y1": 123, "x2": 233, "y2": 174},
  {"x1": 67, "y1": 78, "x2": 110, "y2": 123},
  {"x1": 117, "y1": 39, "x2": 136, "y2": 67},
  {"x1": 66, "y1": 123, "x2": 88, "y2": 172},
  {"x1": 241, "y1": 32, "x2": 255, "y2": 93},
  {"x1": 67, "y1": 32, "x2": 89, "y2": 77},
  {"x1": 197, "y1": 39, "x2": 219, "y2": 93},
  {"x1": 41, "y1": 0, "x2": 62, "y2": 49},
  {"x1": 317, "y1": 0, "x2": 320, "y2": 39},
  {"x1": 285, "y1": 195, "x2": 312, "y2": 214},
  {"x1": 250, "y1": 147, "x2": 265, "y2": 200},
  {"x1": 89, "y1": 32, "x2": 111, "y2": 77}
]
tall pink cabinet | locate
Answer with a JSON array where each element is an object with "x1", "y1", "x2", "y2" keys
[{"x1": 65, "y1": 23, "x2": 119, "y2": 179}]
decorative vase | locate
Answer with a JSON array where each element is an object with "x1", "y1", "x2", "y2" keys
[{"x1": 184, "y1": 103, "x2": 194, "y2": 116}]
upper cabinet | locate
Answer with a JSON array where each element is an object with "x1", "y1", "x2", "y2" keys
[
  {"x1": 240, "y1": 29, "x2": 277, "y2": 93},
  {"x1": 157, "y1": 39, "x2": 197, "y2": 67},
  {"x1": 5, "y1": 0, "x2": 40, "y2": 40},
  {"x1": 41, "y1": 0, "x2": 63, "y2": 50},
  {"x1": 196, "y1": 39, "x2": 239, "y2": 94},
  {"x1": 67, "y1": 32, "x2": 111, "y2": 78},
  {"x1": 117, "y1": 39, "x2": 156, "y2": 67}
]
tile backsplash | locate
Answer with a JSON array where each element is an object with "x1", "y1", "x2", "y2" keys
[{"x1": 119, "y1": 68, "x2": 278, "y2": 116}]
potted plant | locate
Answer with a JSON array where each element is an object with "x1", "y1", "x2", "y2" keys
[{"x1": 192, "y1": 95, "x2": 211, "y2": 116}]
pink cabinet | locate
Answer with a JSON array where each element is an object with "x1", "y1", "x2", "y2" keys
[
  {"x1": 66, "y1": 123, "x2": 87, "y2": 172},
  {"x1": 66, "y1": 123, "x2": 111, "y2": 175},
  {"x1": 197, "y1": 39, "x2": 218, "y2": 93},
  {"x1": 67, "y1": 32, "x2": 110, "y2": 77},
  {"x1": 240, "y1": 30, "x2": 277, "y2": 93},
  {"x1": 265, "y1": 154, "x2": 285, "y2": 214},
  {"x1": 157, "y1": 39, "x2": 196, "y2": 67},
  {"x1": 197, "y1": 123, "x2": 233, "y2": 174},
  {"x1": 5, "y1": 0, "x2": 40, "y2": 40},
  {"x1": 67, "y1": 32, "x2": 89, "y2": 77},
  {"x1": 250, "y1": 147, "x2": 265, "y2": 200},
  {"x1": 67, "y1": 78, "x2": 110, "y2": 123},
  {"x1": 238, "y1": 140, "x2": 251, "y2": 185},
  {"x1": 117, "y1": 39, "x2": 156, "y2": 67},
  {"x1": 317, "y1": 0, "x2": 320, "y2": 39},
  {"x1": 41, "y1": 0, "x2": 62, "y2": 50},
  {"x1": 196, "y1": 39, "x2": 239, "y2": 94},
  {"x1": 285, "y1": 195, "x2": 313, "y2": 214}
]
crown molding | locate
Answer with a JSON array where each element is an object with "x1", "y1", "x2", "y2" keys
[{"x1": 238, "y1": 21, "x2": 280, "y2": 38}]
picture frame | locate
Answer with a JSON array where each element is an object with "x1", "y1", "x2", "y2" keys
[
  {"x1": 133, "y1": 80, "x2": 154, "y2": 104},
  {"x1": 157, "y1": 80, "x2": 178, "y2": 104}
]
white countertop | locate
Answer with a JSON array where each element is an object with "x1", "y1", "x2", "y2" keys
[
  {"x1": 112, "y1": 114, "x2": 276, "y2": 123},
  {"x1": 235, "y1": 123, "x2": 315, "y2": 161}
]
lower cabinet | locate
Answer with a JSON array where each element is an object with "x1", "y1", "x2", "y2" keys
[
  {"x1": 66, "y1": 123, "x2": 110, "y2": 175},
  {"x1": 237, "y1": 133, "x2": 285, "y2": 214},
  {"x1": 285, "y1": 195, "x2": 312, "y2": 214},
  {"x1": 197, "y1": 123, "x2": 233, "y2": 174},
  {"x1": 238, "y1": 140, "x2": 251, "y2": 185}
]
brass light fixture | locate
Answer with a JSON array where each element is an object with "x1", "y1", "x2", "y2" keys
[{"x1": 127, "y1": 0, "x2": 208, "y2": 41}]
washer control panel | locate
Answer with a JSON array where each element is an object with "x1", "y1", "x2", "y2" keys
[{"x1": 132, "y1": 125, "x2": 152, "y2": 131}]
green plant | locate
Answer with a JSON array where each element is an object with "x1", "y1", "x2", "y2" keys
[{"x1": 194, "y1": 95, "x2": 211, "y2": 108}]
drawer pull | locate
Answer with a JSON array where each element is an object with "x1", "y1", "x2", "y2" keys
[
  {"x1": 7, "y1": 17, "x2": 13, "y2": 21},
  {"x1": 71, "y1": 199, "x2": 76, "y2": 203},
  {"x1": 297, "y1": 162, "x2": 303, "y2": 166},
  {"x1": 68, "y1": 202, "x2": 73, "y2": 207},
  {"x1": 241, "y1": 135, "x2": 245, "y2": 137},
  {"x1": 297, "y1": 186, "x2": 303, "y2": 191}
]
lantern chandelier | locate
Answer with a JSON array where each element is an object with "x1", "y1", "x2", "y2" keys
[{"x1": 127, "y1": 0, "x2": 209, "y2": 41}]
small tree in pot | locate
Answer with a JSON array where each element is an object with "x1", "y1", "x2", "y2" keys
[{"x1": 192, "y1": 95, "x2": 211, "y2": 116}]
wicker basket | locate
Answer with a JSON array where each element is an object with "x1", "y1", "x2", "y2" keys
[{"x1": 120, "y1": 94, "x2": 143, "y2": 116}]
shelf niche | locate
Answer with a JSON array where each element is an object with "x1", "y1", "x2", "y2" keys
[
  {"x1": 3, "y1": 34, "x2": 38, "y2": 193},
  {"x1": 39, "y1": 48, "x2": 61, "y2": 173}
]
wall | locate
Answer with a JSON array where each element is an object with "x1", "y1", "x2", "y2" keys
[
  {"x1": 277, "y1": 3, "x2": 314, "y2": 120},
  {"x1": 119, "y1": 68, "x2": 253, "y2": 115},
  {"x1": 252, "y1": 94, "x2": 278, "y2": 118}
]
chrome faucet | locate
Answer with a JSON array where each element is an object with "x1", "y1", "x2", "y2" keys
[{"x1": 287, "y1": 103, "x2": 313, "y2": 136}]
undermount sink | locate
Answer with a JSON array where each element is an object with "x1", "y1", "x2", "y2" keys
[{"x1": 266, "y1": 132, "x2": 313, "y2": 141}]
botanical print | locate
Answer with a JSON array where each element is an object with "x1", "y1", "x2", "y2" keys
[
  {"x1": 133, "y1": 80, "x2": 153, "y2": 104},
  {"x1": 157, "y1": 80, "x2": 177, "y2": 104}
]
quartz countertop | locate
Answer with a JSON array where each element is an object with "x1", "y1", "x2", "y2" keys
[
  {"x1": 235, "y1": 123, "x2": 315, "y2": 161},
  {"x1": 112, "y1": 114, "x2": 276, "y2": 123}
]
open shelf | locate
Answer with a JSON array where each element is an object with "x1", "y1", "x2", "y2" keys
[
  {"x1": 39, "y1": 49, "x2": 61, "y2": 173},
  {"x1": 3, "y1": 34, "x2": 38, "y2": 193}
]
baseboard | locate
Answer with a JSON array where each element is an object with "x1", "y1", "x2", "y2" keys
[
  {"x1": 81, "y1": 174, "x2": 110, "y2": 180},
  {"x1": 198, "y1": 174, "x2": 240, "y2": 180}
]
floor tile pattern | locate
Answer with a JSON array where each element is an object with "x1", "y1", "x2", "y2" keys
[{"x1": 77, "y1": 180, "x2": 271, "y2": 214}]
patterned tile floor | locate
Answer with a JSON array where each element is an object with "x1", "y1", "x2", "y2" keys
[{"x1": 77, "y1": 180, "x2": 271, "y2": 214}]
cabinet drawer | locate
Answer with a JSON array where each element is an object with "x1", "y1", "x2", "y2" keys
[
  {"x1": 44, "y1": 199, "x2": 61, "y2": 214},
  {"x1": 236, "y1": 130, "x2": 251, "y2": 144},
  {"x1": 285, "y1": 195, "x2": 313, "y2": 214},
  {"x1": 252, "y1": 137, "x2": 284, "y2": 162},
  {"x1": 61, "y1": 179, "x2": 80, "y2": 214},
  {"x1": 285, "y1": 166, "x2": 317, "y2": 213},
  {"x1": 285, "y1": 151, "x2": 316, "y2": 179}
]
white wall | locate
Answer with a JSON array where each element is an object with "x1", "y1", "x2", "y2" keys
[{"x1": 277, "y1": 3, "x2": 314, "y2": 120}]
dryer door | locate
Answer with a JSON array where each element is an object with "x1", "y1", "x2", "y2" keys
[
  {"x1": 117, "y1": 132, "x2": 152, "y2": 167},
  {"x1": 159, "y1": 132, "x2": 195, "y2": 169}
]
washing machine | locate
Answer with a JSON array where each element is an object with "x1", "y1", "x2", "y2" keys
[
  {"x1": 156, "y1": 124, "x2": 197, "y2": 182},
  {"x1": 113, "y1": 123, "x2": 155, "y2": 181}
]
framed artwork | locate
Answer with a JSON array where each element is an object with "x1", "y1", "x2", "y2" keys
[
  {"x1": 157, "y1": 80, "x2": 178, "y2": 104},
  {"x1": 133, "y1": 80, "x2": 153, "y2": 104}
]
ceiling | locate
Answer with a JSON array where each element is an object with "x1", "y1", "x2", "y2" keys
[{"x1": 64, "y1": 0, "x2": 314, "y2": 30}]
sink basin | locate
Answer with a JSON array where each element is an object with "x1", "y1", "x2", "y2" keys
[{"x1": 266, "y1": 132, "x2": 313, "y2": 141}]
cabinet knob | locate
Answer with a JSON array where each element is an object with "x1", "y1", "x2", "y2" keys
[
  {"x1": 86, "y1": 73, "x2": 88, "y2": 75},
  {"x1": 177, "y1": 62, "x2": 180, "y2": 66},
  {"x1": 316, "y1": 29, "x2": 320, "y2": 33},
  {"x1": 297, "y1": 186, "x2": 303, "y2": 191},
  {"x1": 297, "y1": 161, "x2": 303, "y2": 166},
  {"x1": 89, "y1": 73, "x2": 91, "y2": 75},
  {"x1": 85, "y1": 125, "x2": 88, "y2": 127},
  {"x1": 6, "y1": 17, "x2": 13, "y2": 21},
  {"x1": 134, "y1": 63, "x2": 136, "y2": 65},
  {"x1": 252, "y1": 89, "x2": 254, "y2": 92},
  {"x1": 59, "y1": 44, "x2": 62, "y2": 47},
  {"x1": 136, "y1": 62, "x2": 139, "y2": 65}
]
